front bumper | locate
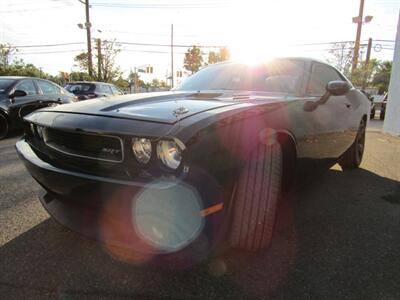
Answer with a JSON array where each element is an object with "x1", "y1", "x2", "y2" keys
[{"x1": 16, "y1": 139, "x2": 227, "y2": 256}]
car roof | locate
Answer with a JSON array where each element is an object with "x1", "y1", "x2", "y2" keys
[
  {"x1": 0, "y1": 76, "x2": 28, "y2": 80},
  {"x1": 0, "y1": 76, "x2": 59, "y2": 81},
  {"x1": 68, "y1": 81, "x2": 111, "y2": 85},
  {"x1": 213, "y1": 57, "x2": 329, "y2": 66}
]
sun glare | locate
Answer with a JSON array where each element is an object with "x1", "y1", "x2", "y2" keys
[{"x1": 226, "y1": 0, "x2": 293, "y2": 64}]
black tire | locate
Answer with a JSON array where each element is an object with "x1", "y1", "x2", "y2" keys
[
  {"x1": 339, "y1": 118, "x2": 366, "y2": 170},
  {"x1": 0, "y1": 113, "x2": 9, "y2": 140},
  {"x1": 229, "y1": 142, "x2": 282, "y2": 252}
]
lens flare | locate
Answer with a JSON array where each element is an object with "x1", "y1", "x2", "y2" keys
[{"x1": 133, "y1": 180, "x2": 204, "y2": 253}]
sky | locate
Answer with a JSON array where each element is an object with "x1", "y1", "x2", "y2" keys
[{"x1": 0, "y1": 0, "x2": 399, "y2": 84}]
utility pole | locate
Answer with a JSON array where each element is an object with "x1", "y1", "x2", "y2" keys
[
  {"x1": 362, "y1": 37, "x2": 373, "y2": 89},
  {"x1": 364, "y1": 38, "x2": 372, "y2": 67},
  {"x1": 171, "y1": 24, "x2": 174, "y2": 89},
  {"x1": 96, "y1": 38, "x2": 102, "y2": 81},
  {"x1": 351, "y1": 0, "x2": 365, "y2": 75},
  {"x1": 85, "y1": 0, "x2": 93, "y2": 77}
]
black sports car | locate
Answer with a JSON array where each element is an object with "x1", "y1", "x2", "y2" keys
[
  {"x1": 16, "y1": 58, "x2": 369, "y2": 262},
  {"x1": 0, "y1": 76, "x2": 76, "y2": 139}
]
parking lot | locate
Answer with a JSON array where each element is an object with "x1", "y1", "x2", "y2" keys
[{"x1": 1, "y1": 121, "x2": 399, "y2": 299}]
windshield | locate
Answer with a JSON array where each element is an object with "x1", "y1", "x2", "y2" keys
[
  {"x1": 0, "y1": 79, "x2": 16, "y2": 94},
  {"x1": 176, "y1": 60, "x2": 304, "y2": 94},
  {"x1": 65, "y1": 83, "x2": 95, "y2": 94}
]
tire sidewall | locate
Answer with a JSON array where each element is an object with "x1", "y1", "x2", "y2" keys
[
  {"x1": 354, "y1": 119, "x2": 366, "y2": 166},
  {"x1": 0, "y1": 114, "x2": 9, "y2": 140}
]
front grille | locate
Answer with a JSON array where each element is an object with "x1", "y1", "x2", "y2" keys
[{"x1": 42, "y1": 128, "x2": 124, "y2": 163}]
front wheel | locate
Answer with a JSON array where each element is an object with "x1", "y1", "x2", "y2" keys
[
  {"x1": 0, "y1": 114, "x2": 9, "y2": 140},
  {"x1": 229, "y1": 142, "x2": 282, "y2": 252},
  {"x1": 339, "y1": 118, "x2": 366, "y2": 170}
]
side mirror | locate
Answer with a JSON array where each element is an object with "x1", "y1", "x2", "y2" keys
[
  {"x1": 326, "y1": 81, "x2": 351, "y2": 96},
  {"x1": 9, "y1": 89, "x2": 27, "y2": 98}
]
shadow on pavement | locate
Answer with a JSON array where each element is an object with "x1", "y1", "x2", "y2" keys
[{"x1": 1, "y1": 167, "x2": 399, "y2": 299}]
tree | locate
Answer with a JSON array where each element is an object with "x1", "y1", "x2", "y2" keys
[
  {"x1": 74, "y1": 52, "x2": 90, "y2": 75},
  {"x1": 0, "y1": 43, "x2": 18, "y2": 67},
  {"x1": 128, "y1": 70, "x2": 146, "y2": 92},
  {"x1": 113, "y1": 76, "x2": 129, "y2": 90},
  {"x1": 74, "y1": 39, "x2": 122, "y2": 82},
  {"x1": 1, "y1": 59, "x2": 41, "y2": 78},
  {"x1": 372, "y1": 60, "x2": 392, "y2": 94},
  {"x1": 150, "y1": 78, "x2": 160, "y2": 88},
  {"x1": 326, "y1": 41, "x2": 354, "y2": 77},
  {"x1": 351, "y1": 58, "x2": 380, "y2": 87},
  {"x1": 207, "y1": 47, "x2": 230, "y2": 64},
  {"x1": 69, "y1": 71, "x2": 93, "y2": 82},
  {"x1": 97, "y1": 39, "x2": 122, "y2": 82},
  {"x1": 183, "y1": 46, "x2": 203, "y2": 74}
]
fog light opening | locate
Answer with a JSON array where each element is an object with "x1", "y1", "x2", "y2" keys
[{"x1": 133, "y1": 180, "x2": 204, "y2": 253}]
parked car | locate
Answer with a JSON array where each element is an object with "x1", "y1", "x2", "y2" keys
[
  {"x1": 64, "y1": 81, "x2": 124, "y2": 100},
  {"x1": 360, "y1": 89, "x2": 376, "y2": 119},
  {"x1": 17, "y1": 58, "x2": 369, "y2": 262},
  {"x1": 0, "y1": 76, "x2": 75, "y2": 139},
  {"x1": 380, "y1": 93, "x2": 388, "y2": 120}
]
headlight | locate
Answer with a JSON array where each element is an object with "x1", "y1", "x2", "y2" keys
[
  {"x1": 132, "y1": 138, "x2": 152, "y2": 164},
  {"x1": 157, "y1": 139, "x2": 184, "y2": 170}
]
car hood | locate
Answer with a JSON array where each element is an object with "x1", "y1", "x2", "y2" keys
[{"x1": 37, "y1": 91, "x2": 244, "y2": 124}]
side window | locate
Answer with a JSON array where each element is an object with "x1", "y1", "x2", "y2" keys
[
  {"x1": 52, "y1": 84, "x2": 62, "y2": 94},
  {"x1": 307, "y1": 63, "x2": 342, "y2": 96},
  {"x1": 15, "y1": 80, "x2": 37, "y2": 96},
  {"x1": 97, "y1": 84, "x2": 112, "y2": 94},
  {"x1": 37, "y1": 80, "x2": 57, "y2": 95},
  {"x1": 111, "y1": 85, "x2": 123, "y2": 95}
]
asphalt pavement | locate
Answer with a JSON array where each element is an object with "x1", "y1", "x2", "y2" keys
[{"x1": 1, "y1": 123, "x2": 400, "y2": 299}]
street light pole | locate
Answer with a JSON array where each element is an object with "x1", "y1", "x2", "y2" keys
[
  {"x1": 85, "y1": 0, "x2": 93, "y2": 77},
  {"x1": 352, "y1": 0, "x2": 365, "y2": 75}
]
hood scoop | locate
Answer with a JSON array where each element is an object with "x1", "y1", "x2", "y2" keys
[{"x1": 186, "y1": 92, "x2": 223, "y2": 99}]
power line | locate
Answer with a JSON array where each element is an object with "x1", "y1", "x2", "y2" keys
[
  {"x1": 16, "y1": 45, "x2": 395, "y2": 56},
  {"x1": 14, "y1": 40, "x2": 381, "y2": 49},
  {"x1": 18, "y1": 49, "x2": 85, "y2": 55},
  {"x1": 118, "y1": 41, "x2": 226, "y2": 48},
  {"x1": 90, "y1": 2, "x2": 230, "y2": 9},
  {"x1": 15, "y1": 42, "x2": 85, "y2": 48},
  {"x1": 11, "y1": 39, "x2": 397, "y2": 51},
  {"x1": 103, "y1": 29, "x2": 195, "y2": 37}
]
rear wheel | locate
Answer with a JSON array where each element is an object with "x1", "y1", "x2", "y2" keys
[
  {"x1": 0, "y1": 114, "x2": 9, "y2": 140},
  {"x1": 229, "y1": 142, "x2": 282, "y2": 252},
  {"x1": 339, "y1": 118, "x2": 366, "y2": 170}
]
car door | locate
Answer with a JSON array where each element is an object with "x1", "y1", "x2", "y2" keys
[
  {"x1": 296, "y1": 62, "x2": 356, "y2": 159},
  {"x1": 8, "y1": 79, "x2": 40, "y2": 125}
]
